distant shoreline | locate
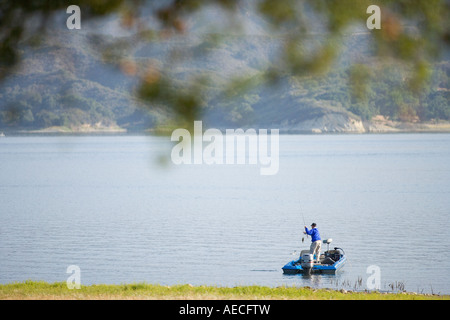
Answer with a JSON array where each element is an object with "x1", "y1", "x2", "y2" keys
[{"x1": 2, "y1": 119, "x2": 450, "y2": 136}]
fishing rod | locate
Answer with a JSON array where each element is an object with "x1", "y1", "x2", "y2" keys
[{"x1": 301, "y1": 209, "x2": 308, "y2": 242}]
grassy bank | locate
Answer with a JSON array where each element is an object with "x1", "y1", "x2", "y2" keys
[{"x1": 0, "y1": 281, "x2": 448, "y2": 300}]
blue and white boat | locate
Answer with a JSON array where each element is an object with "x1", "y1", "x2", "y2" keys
[{"x1": 282, "y1": 239, "x2": 346, "y2": 274}]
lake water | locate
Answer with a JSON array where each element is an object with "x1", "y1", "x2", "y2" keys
[{"x1": 1, "y1": 133, "x2": 449, "y2": 294}]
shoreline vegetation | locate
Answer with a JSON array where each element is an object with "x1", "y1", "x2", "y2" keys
[{"x1": 0, "y1": 281, "x2": 448, "y2": 300}]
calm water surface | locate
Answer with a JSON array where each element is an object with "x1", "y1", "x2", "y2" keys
[{"x1": 0, "y1": 134, "x2": 449, "y2": 294}]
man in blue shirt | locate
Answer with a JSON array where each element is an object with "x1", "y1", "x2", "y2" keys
[{"x1": 304, "y1": 223, "x2": 322, "y2": 263}]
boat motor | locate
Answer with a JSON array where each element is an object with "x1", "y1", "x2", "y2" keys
[{"x1": 301, "y1": 253, "x2": 314, "y2": 270}]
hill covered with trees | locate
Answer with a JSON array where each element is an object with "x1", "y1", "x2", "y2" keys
[{"x1": 0, "y1": 21, "x2": 448, "y2": 133}]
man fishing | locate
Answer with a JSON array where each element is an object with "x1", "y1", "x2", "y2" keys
[{"x1": 304, "y1": 223, "x2": 322, "y2": 263}]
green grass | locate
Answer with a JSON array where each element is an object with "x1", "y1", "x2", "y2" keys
[{"x1": 0, "y1": 281, "x2": 448, "y2": 300}]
